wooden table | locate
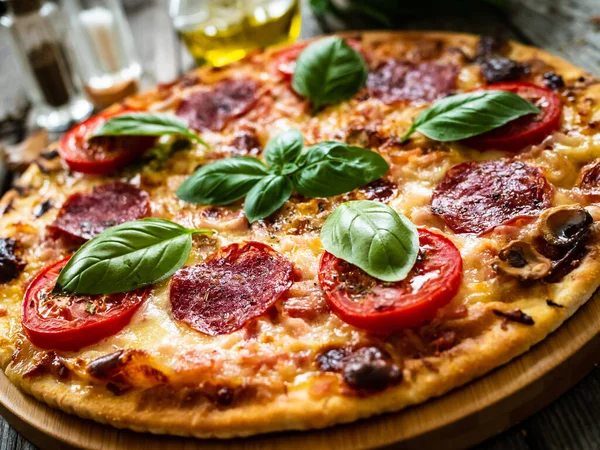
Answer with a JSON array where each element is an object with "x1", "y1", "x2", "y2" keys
[{"x1": 0, "y1": 0, "x2": 599, "y2": 448}]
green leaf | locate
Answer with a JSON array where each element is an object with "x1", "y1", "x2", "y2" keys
[
  {"x1": 292, "y1": 141, "x2": 389, "y2": 198},
  {"x1": 292, "y1": 36, "x2": 368, "y2": 112},
  {"x1": 92, "y1": 112, "x2": 208, "y2": 146},
  {"x1": 244, "y1": 175, "x2": 293, "y2": 223},
  {"x1": 401, "y1": 90, "x2": 541, "y2": 143},
  {"x1": 309, "y1": 0, "x2": 508, "y2": 27},
  {"x1": 320, "y1": 201, "x2": 419, "y2": 282},
  {"x1": 264, "y1": 129, "x2": 304, "y2": 171},
  {"x1": 54, "y1": 218, "x2": 213, "y2": 295},
  {"x1": 176, "y1": 157, "x2": 268, "y2": 205},
  {"x1": 347, "y1": 1, "x2": 394, "y2": 27},
  {"x1": 308, "y1": 0, "x2": 331, "y2": 15},
  {"x1": 175, "y1": 132, "x2": 390, "y2": 223}
]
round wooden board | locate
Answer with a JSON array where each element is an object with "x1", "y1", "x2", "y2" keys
[{"x1": 0, "y1": 292, "x2": 599, "y2": 450}]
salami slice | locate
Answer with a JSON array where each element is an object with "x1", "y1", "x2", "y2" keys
[
  {"x1": 48, "y1": 182, "x2": 150, "y2": 242},
  {"x1": 169, "y1": 242, "x2": 294, "y2": 336},
  {"x1": 431, "y1": 160, "x2": 553, "y2": 235},
  {"x1": 367, "y1": 60, "x2": 457, "y2": 104},
  {"x1": 175, "y1": 79, "x2": 259, "y2": 132}
]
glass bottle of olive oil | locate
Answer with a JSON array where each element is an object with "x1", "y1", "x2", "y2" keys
[{"x1": 170, "y1": 0, "x2": 301, "y2": 67}]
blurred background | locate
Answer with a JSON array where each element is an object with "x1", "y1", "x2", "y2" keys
[
  {"x1": 0, "y1": 1, "x2": 600, "y2": 449},
  {"x1": 1, "y1": 0, "x2": 599, "y2": 145}
]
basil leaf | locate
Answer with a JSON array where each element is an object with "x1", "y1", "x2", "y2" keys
[
  {"x1": 320, "y1": 200, "x2": 419, "y2": 282},
  {"x1": 401, "y1": 90, "x2": 541, "y2": 143},
  {"x1": 292, "y1": 142, "x2": 389, "y2": 198},
  {"x1": 244, "y1": 175, "x2": 293, "y2": 223},
  {"x1": 54, "y1": 218, "x2": 213, "y2": 295},
  {"x1": 264, "y1": 129, "x2": 304, "y2": 171},
  {"x1": 176, "y1": 157, "x2": 268, "y2": 205},
  {"x1": 92, "y1": 112, "x2": 208, "y2": 146},
  {"x1": 308, "y1": 0, "x2": 330, "y2": 15},
  {"x1": 292, "y1": 36, "x2": 368, "y2": 112}
]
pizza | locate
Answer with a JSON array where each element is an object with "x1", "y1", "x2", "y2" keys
[{"x1": 1, "y1": 31, "x2": 600, "y2": 439}]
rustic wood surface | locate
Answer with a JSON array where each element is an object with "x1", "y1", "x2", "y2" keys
[{"x1": 0, "y1": 0, "x2": 600, "y2": 449}]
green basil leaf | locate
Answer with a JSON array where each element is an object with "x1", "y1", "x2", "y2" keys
[
  {"x1": 401, "y1": 90, "x2": 541, "y2": 143},
  {"x1": 264, "y1": 129, "x2": 304, "y2": 171},
  {"x1": 92, "y1": 112, "x2": 208, "y2": 146},
  {"x1": 320, "y1": 200, "x2": 419, "y2": 282},
  {"x1": 308, "y1": 0, "x2": 330, "y2": 15},
  {"x1": 176, "y1": 157, "x2": 268, "y2": 205},
  {"x1": 244, "y1": 175, "x2": 293, "y2": 223},
  {"x1": 292, "y1": 141, "x2": 389, "y2": 198},
  {"x1": 292, "y1": 36, "x2": 368, "y2": 112},
  {"x1": 54, "y1": 218, "x2": 213, "y2": 295}
]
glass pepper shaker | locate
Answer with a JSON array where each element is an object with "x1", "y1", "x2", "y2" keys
[{"x1": 0, "y1": 0, "x2": 93, "y2": 132}]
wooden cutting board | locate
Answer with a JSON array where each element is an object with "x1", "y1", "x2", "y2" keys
[{"x1": 1, "y1": 292, "x2": 599, "y2": 450}]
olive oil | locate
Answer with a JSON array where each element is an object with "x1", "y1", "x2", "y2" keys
[{"x1": 172, "y1": 0, "x2": 301, "y2": 67}]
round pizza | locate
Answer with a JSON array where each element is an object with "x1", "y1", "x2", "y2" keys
[{"x1": 1, "y1": 31, "x2": 600, "y2": 438}]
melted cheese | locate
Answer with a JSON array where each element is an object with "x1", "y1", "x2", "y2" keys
[{"x1": 1, "y1": 35, "x2": 599, "y2": 402}]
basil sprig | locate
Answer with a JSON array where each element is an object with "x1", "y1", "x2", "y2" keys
[
  {"x1": 401, "y1": 90, "x2": 541, "y2": 143},
  {"x1": 320, "y1": 200, "x2": 419, "y2": 282},
  {"x1": 176, "y1": 129, "x2": 389, "y2": 223},
  {"x1": 293, "y1": 36, "x2": 368, "y2": 112},
  {"x1": 54, "y1": 218, "x2": 213, "y2": 295},
  {"x1": 92, "y1": 112, "x2": 208, "y2": 147}
]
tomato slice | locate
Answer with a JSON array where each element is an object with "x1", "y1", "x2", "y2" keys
[
  {"x1": 275, "y1": 39, "x2": 366, "y2": 81},
  {"x1": 319, "y1": 228, "x2": 462, "y2": 333},
  {"x1": 467, "y1": 82, "x2": 562, "y2": 151},
  {"x1": 22, "y1": 257, "x2": 148, "y2": 351},
  {"x1": 59, "y1": 108, "x2": 156, "y2": 175},
  {"x1": 275, "y1": 42, "x2": 309, "y2": 80}
]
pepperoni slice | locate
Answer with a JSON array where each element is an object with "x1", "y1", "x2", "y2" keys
[
  {"x1": 367, "y1": 60, "x2": 457, "y2": 104},
  {"x1": 48, "y1": 182, "x2": 150, "y2": 242},
  {"x1": 431, "y1": 160, "x2": 553, "y2": 235},
  {"x1": 169, "y1": 242, "x2": 294, "y2": 336},
  {"x1": 175, "y1": 79, "x2": 259, "y2": 132}
]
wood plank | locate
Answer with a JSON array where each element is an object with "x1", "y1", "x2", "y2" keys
[
  {"x1": 474, "y1": 427, "x2": 530, "y2": 450},
  {"x1": 507, "y1": 0, "x2": 600, "y2": 75},
  {"x1": 518, "y1": 366, "x2": 600, "y2": 449},
  {"x1": 0, "y1": 415, "x2": 38, "y2": 450}
]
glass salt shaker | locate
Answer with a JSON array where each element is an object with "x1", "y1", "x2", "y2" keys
[
  {"x1": 61, "y1": 0, "x2": 143, "y2": 109},
  {"x1": 0, "y1": 0, "x2": 93, "y2": 132}
]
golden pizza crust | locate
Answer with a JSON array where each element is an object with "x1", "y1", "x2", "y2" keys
[{"x1": 2, "y1": 31, "x2": 600, "y2": 438}]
